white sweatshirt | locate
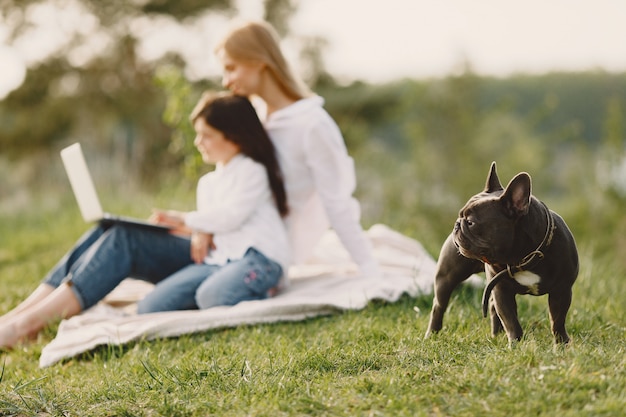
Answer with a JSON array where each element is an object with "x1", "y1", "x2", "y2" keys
[
  {"x1": 263, "y1": 95, "x2": 379, "y2": 276},
  {"x1": 185, "y1": 154, "x2": 290, "y2": 273}
]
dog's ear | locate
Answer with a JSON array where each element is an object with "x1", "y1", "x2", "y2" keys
[
  {"x1": 484, "y1": 161, "x2": 503, "y2": 193},
  {"x1": 500, "y1": 172, "x2": 532, "y2": 218}
]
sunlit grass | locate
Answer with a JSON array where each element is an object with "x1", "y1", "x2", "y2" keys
[{"x1": 0, "y1": 181, "x2": 625, "y2": 416}]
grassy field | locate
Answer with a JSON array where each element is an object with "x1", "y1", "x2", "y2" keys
[{"x1": 0, "y1": 190, "x2": 625, "y2": 417}]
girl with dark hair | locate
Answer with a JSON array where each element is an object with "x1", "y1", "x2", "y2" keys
[
  {"x1": 0, "y1": 92, "x2": 290, "y2": 348},
  {"x1": 190, "y1": 91, "x2": 288, "y2": 217}
]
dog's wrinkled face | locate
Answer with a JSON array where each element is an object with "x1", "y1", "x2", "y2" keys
[{"x1": 453, "y1": 163, "x2": 532, "y2": 265}]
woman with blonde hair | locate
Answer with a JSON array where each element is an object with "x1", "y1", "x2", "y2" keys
[{"x1": 212, "y1": 20, "x2": 379, "y2": 278}]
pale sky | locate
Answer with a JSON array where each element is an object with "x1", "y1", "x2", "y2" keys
[
  {"x1": 290, "y1": 0, "x2": 626, "y2": 82},
  {"x1": 2, "y1": 0, "x2": 626, "y2": 98}
]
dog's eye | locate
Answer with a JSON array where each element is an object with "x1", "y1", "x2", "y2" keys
[{"x1": 465, "y1": 216, "x2": 476, "y2": 227}]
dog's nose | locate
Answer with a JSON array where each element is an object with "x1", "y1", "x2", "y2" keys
[{"x1": 454, "y1": 220, "x2": 461, "y2": 232}]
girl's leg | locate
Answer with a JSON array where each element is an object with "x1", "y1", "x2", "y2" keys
[
  {"x1": 0, "y1": 225, "x2": 106, "y2": 323},
  {"x1": 136, "y1": 264, "x2": 219, "y2": 314},
  {"x1": 42, "y1": 225, "x2": 108, "y2": 287},
  {"x1": 195, "y1": 248, "x2": 283, "y2": 309},
  {"x1": 0, "y1": 225, "x2": 191, "y2": 347},
  {"x1": 66, "y1": 224, "x2": 192, "y2": 310},
  {"x1": 0, "y1": 284, "x2": 55, "y2": 325},
  {"x1": 0, "y1": 282, "x2": 80, "y2": 348}
]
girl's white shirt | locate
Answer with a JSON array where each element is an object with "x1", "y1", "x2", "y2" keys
[
  {"x1": 261, "y1": 95, "x2": 379, "y2": 277},
  {"x1": 184, "y1": 154, "x2": 290, "y2": 275}
]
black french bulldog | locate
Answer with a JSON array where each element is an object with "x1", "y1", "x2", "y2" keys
[{"x1": 425, "y1": 162, "x2": 579, "y2": 344}]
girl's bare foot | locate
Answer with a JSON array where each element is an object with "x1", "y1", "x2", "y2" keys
[{"x1": 0, "y1": 321, "x2": 22, "y2": 349}]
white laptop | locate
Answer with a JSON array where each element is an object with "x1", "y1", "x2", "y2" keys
[{"x1": 60, "y1": 142, "x2": 170, "y2": 232}]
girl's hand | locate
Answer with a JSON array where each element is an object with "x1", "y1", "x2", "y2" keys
[
  {"x1": 150, "y1": 209, "x2": 193, "y2": 236},
  {"x1": 191, "y1": 232, "x2": 216, "y2": 264},
  {"x1": 150, "y1": 209, "x2": 187, "y2": 226}
]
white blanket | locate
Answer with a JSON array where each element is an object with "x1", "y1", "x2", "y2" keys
[{"x1": 39, "y1": 224, "x2": 439, "y2": 368}]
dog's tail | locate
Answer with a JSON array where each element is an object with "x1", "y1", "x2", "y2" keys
[{"x1": 481, "y1": 270, "x2": 510, "y2": 317}]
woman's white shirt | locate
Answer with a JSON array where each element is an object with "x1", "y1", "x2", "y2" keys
[
  {"x1": 263, "y1": 95, "x2": 378, "y2": 276},
  {"x1": 184, "y1": 154, "x2": 290, "y2": 274}
]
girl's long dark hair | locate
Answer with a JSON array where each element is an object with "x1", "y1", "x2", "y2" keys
[{"x1": 190, "y1": 91, "x2": 288, "y2": 217}]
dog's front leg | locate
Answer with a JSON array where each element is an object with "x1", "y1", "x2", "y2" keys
[
  {"x1": 426, "y1": 233, "x2": 483, "y2": 338},
  {"x1": 491, "y1": 286, "x2": 523, "y2": 343}
]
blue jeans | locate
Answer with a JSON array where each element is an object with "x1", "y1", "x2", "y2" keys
[
  {"x1": 44, "y1": 224, "x2": 282, "y2": 313},
  {"x1": 137, "y1": 247, "x2": 283, "y2": 313},
  {"x1": 44, "y1": 223, "x2": 193, "y2": 310}
]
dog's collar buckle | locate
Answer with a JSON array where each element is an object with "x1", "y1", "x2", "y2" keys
[{"x1": 511, "y1": 250, "x2": 546, "y2": 276}]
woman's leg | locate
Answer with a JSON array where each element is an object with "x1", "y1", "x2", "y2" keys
[
  {"x1": 195, "y1": 248, "x2": 283, "y2": 309},
  {"x1": 136, "y1": 263, "x2": 219, "y2": 314},
  {"x1": 0, "y1": 226, "x2": 106, "y2": 324},
  {"x1": 0, "y1": 282, "x2": 80, "y2": 348}
]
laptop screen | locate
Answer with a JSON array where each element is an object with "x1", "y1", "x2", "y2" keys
[{"x1": 60, "y1": 143, "x2": 104, "y2": 223}]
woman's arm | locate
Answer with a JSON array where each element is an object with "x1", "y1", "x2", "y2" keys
[{"x1": 304, "y1": 119, "x2": 380, "y2": 276}]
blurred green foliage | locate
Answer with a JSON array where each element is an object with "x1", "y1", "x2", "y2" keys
[
  {"x1": 146, "y1": 68, "x2": 626, "y2": 268},
  {"x1": 315, "y1": 71, "x2": 626, "y2": 262},
  {"x1": 155, "y1": 66, "x2": 217, "y2": 179},
  {"x1": 1, "y1": 1, "x2": 625, "y2": 269},
  {"x1": 0, "y1": 0, "x2": 303, "y2": 180}
]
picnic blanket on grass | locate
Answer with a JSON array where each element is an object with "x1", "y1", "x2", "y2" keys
[{"x1": 39, "y1": 224, "x2": 439, "y2": 368}]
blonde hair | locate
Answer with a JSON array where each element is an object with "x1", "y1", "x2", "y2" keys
[{"x1": 215, "y1": 20, "x2": 311, "y2": 100}]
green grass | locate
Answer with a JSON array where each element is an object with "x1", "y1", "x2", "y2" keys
[{"x1": 1, "y1": 198, "x2": 625, "y2": 416}]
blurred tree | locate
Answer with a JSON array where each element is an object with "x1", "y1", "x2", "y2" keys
[
  {"x1": 0, "y1": 0, "x2": 233, "y2": 181},
  {"x1": 402, "y1": 67, "x2": 485, "y2": 200},
  {"x1": 0, "y1": 0, "x2": 320, "y2": 183},
  {"x1": 155, "y1": 65, "x2": 215, "y2": 181},
  {"x1": 598, "y1": 96, "x2": 626, "y2": 197},
  {"x1": 263, "y1": 0, "x2": 297, "y2": 37},
  {"x1": 263, "y1": 0, "x2": 333, "y2": 88},
  {"x1": 602, "y1": 96, "x2": 624, "y2": 161}
]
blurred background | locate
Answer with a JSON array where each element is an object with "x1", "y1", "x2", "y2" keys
[{"x1": 1, "y1": 0, "x2": 625, "y2": 268}]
